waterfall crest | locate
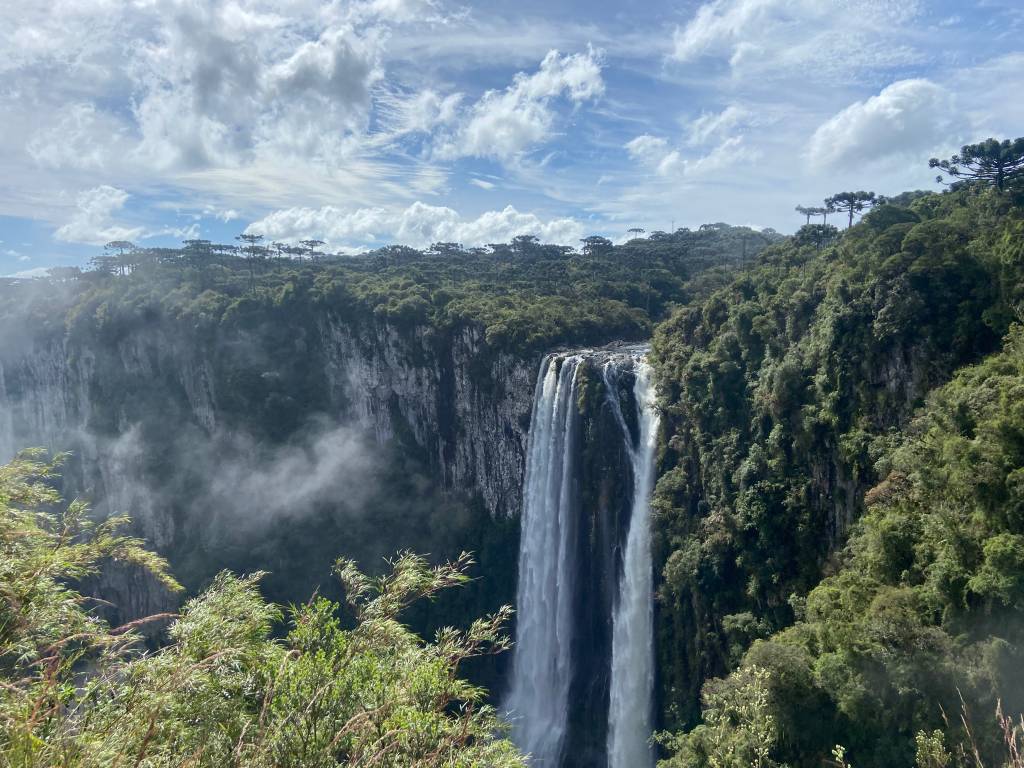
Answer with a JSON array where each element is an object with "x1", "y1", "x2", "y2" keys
[{"x1": 505, "y1": 347, "x2": 659, "y2": 768}]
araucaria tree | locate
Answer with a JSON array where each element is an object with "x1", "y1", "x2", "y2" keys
[
  {"x1": 824, "y1": 191, "x2": 877, "y2": 229},
  {"x1": 300, "y1": 239, "x2": 326, "y2": 260},
  {"x1": 795, "y1": 205, "x2": 825, "y2": 225},
  {"x1": 236, "y1": 232, "x2": 264, "y2": 290},
  {"x1": 930, "y1": 136, "x2": 1024, "y2": 193}
]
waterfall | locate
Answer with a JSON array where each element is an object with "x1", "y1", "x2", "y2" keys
[
  {"x1": 504, "y1": 354, "x2": 583, "y2": 766},
  {"x1": 506, "y1": 347, "x2": 659, "y2": 768},
  {"x1": 606, "y1": 359, "x2": 659, "y2": 768}
]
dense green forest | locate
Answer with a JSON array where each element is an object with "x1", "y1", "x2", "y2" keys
[
  {"x1": 652, "y1": 168, "x2": 1024, "y2": 764},
  {"x1": 1, "y1": 224, "x2": 777, "y2": 357}
]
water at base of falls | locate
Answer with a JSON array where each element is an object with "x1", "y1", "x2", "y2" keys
[{"x1": 504, "y1": 346, "x2": 660, "y2": 768}]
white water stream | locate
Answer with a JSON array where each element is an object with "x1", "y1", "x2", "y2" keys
[
  {"x1": 606, "y1": 358, "x2": 659, "y2": 768},
  {"x1": 504, "y1": 354, "x2": 583, "y2": 766},
  {"x1": 506, "y1": 349, "x2": 659, "y2": 767}
]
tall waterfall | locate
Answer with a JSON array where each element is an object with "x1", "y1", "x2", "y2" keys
[
  {"x1": 504, "y1": 354, "x2": 583, "y2": 766},
  {"x1": 505, "y1": 348, "x2": 659, "y2": 768},
  {"x1": 606, "y1": 360, "x2": 659, "y2": 768}
]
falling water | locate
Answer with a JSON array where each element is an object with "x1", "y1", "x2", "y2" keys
[
  {"x1": 504, "y1": 354, "x2": 583, "y2": 767},
  {"x1": 506, "y1": 348, "x2": 659, "y2": 768},
  {"x1": 606, "y1": 358, "x2": 659, "y2": 768}
]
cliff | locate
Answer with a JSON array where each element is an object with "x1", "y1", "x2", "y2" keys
[{"x1": 0, "y1": 306, "x2": 537, "y2": 623}]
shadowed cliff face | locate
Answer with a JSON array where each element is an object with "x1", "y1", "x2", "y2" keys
[{"x1": 0, "y1": 309, "x2": 535, "y2": 628}]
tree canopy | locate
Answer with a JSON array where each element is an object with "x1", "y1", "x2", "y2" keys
[
  {"x1": 824, "y1": 191, "x2": 878, "y2": 228},
  {"x1": 930, "y1": 137, "x2": 1024, "y2": 194},
  {"x1": 0, "y1": 452, "x2": 525, "y2": 767}
]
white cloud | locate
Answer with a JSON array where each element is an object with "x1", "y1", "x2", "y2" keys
[
  {"x1": 5, "y1": 267, "x2": 52, "y2": 279},
  {"x1": 130, "y1": 6, "x2": 386, "y2": 170},
  {"x1": 687, "y1": 104, "x2": 752, "y2": 145},
  {"x1": 807, "y1": 79, "x2": 956, "y2": 170},
  {"x1": 469, "y1": 178, "x2": 496, "y2": 190},
  {"x1": 436, "y1": 49, "x2": 604, "y2": 160},
  {"x1": 247, "y1": 202, "x2": 584, "y2": 249},
  {"x1": 671, "y1": 0, "x2": 925, "y2": 81},
  {"x1": 625, "y1": 135, "x2": 671, "y2": 166},
  {"x1": 54, "y1": 186, "x2": 145, "y2": 245},
  {"x1": 386, "y1": 89, "x2": 463, "y2": 134},
  {"x1": 26, "y1": 103, "x2": 130, "y2": 171},
  {"x1": 627, "y1": 134, "x2": 757, "y2": 177}
]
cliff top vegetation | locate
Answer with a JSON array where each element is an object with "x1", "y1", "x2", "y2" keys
[{"x1": 0, "y1": 225, "x2": 778, "y2": 355}]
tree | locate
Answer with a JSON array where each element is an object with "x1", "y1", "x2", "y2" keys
[
  {"x1": 627, "y1": 227, "x2": 646, "y2": 240},
  {"x1": 795, "y1": 205, "x2": 826, "y2": 225},
  {"x1": 580, "y1": 235, "x2": 613, "y2": 256},
  {"x1": 511, "y1": 234, "x2": 540, "y2": 255},
  {"x1": 658, "y1": 666, "x2": 787, "y2": 768},
  {"x1": 929, "y1": 137, "x2": 1024, "y2": 193},
  {"x1": 794, "y1": 223, "x2": 839, "y2": 250},
  {"x1": 236, "y1": 233, "x2": 264, "y2": 290},
  {"x1": 46, "y1": 266, "x2": 82, "y2": 282},
  {"x1": 88, "y1": 253, "x2": 118, "y2": 275},
  {"x1": 300, "y1": 239, "x2": 326, "y2": 261},
  {"x1": 104, "y1": 240, "x2": 136, "y2": 275},
  {"x1": 428, "y1": 242, "x2": 465, "y2": 258},
  {"x1": 824, "y1": 191, "x2": 877, "y2": 229},
  {"x1": 182, "y1": 239, "x2": 214, "y2": 270},
  {"x1": 0, "y1": 451, "x2": 525, "y2": 768}
]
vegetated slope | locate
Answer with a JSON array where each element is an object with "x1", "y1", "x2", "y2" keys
[
  {"x1": 650, "y1": 187, "x2": 1024, "y2": 762},
  {"x1": 0, "y1": 452, "x2": 526, "y2": 767}
]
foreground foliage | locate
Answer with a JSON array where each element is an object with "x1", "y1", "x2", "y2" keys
[{"x1": 0, "y1": 453, "x2": 523, "y2": 767}]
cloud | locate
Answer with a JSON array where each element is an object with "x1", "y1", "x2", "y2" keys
[
  {"x1": 807, "y1": 79, "x2": 957, "y2": 170},
  {"x1": 2, "y1": 0, "x2": 433, "y2": 187},
  {"x1": 625, "y1": 135, "x2": 671, "y2": 166},
  {"x1": 436, "y1": 48, "x2": 604, "y2": 160},
  {"x1": 247, "y1": 201, "x2": 584, "y2": 249},
  {"x1": 687, "y1": 104, "x2": 753, "y2": 145},
  {"x1": 383, "y1": 89, "x2": 463, "y2": 134},
  {"x1": 54, "y1": 186, "x2": 145, "y2": 245},
  {"x1": 4, "y1": 267, "x2": 52, "y2": 279},
  {"x1": 671, "y1": 0, "x2": 925, "y2": 81},
  {"x1": 469, "y1": 178, "x2": 496, "y2": 190},
  {"x1": 626, "y1": 134, "x2": 757, "y2": 177},
  {"x1": 25, "y1": 103, "x2": 130, "y2": 171},
  {"x1": 131, "y1": 6, "x2": 385, "y2": 170}
]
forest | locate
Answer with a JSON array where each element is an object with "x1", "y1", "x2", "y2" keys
[{"x1": 1, "y1": 137, "x2": 1024, "y2": 767}]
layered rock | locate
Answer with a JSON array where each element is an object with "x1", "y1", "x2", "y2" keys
[{"x1": 0, "y1": 312, "x2": 538, "y2": 621}]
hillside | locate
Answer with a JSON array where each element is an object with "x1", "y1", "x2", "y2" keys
[{"x1": 652, "y1": 186, "x2": 1024, "y2": 765}]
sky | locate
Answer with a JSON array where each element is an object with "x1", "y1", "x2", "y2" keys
[{"x1": 1, "y1": 0, "x2": 1023, "y2": 275}]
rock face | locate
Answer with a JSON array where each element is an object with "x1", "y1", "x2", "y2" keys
[
  {"x1": 0, "y1": 312, "x2": 538, "y2": 620},
  {"x1": 319, "y1": 318, "x2": 536, "y2": 519}
]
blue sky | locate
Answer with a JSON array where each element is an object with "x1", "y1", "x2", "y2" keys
[{"x1": 2, "y1": 0, "x2": 1023, "y2": 275}]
